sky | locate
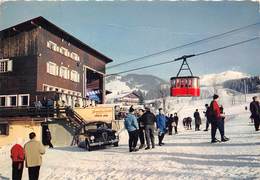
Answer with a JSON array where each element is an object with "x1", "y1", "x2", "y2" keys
[{"x1": 0, "y1": 1, "x2": 260, "y2": 80}]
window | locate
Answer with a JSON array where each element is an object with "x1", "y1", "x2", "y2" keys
[
  {"x1": 19, "y1": 95, "x2": 29, "y2": 106},
  {"x1": 0, "y1": 123, "x2": 9, "y2": 135},
  {"x1": 60, "y1": 47, "x2": 69, "y2": 56},
  {"x1": 60, "y1": 66, "x2": 70, "y2": 79},
  {"x1": 47, "y1": 62, "x2": 59, "y2": 76},
  {"x1": 71, "y1": 52, "x2": 80, "y2": 61},
  {"x1": 71, "y1": 70, "x2": 80, "y2": 82},
  {"x1": 0, "y1": 96, "x2": 6, "y2": 106},
  {"x1": 47, "y1": 41, "x2": 57, "y2": 51},
  {"x1": 10, "y1": 96, "x2": 17, "y2": 106},
  {"x1": 0, "y1": 59, "x2": 12, "y2": 73}
]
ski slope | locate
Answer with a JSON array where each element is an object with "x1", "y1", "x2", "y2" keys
[{"x1": 0, "y1": 104, "x2": 260, "y2": 180}]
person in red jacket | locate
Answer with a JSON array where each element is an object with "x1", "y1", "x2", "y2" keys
[
  {"x1": 11, "y1": 141, "x2": 25, "y2": 180},
  {"x1": 210, "y1": 94, "x2": 229, "y2": 143}
]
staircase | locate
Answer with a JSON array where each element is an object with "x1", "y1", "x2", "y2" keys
[{"x1": 64, "y1": 107, "x2": 89, "y2": 146}]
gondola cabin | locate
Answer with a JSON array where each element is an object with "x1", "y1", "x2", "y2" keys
[{"x1": 170, "y1": 76, "x2": 200, "y2": 97}]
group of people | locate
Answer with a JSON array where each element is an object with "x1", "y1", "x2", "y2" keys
[
  {"x1": 11, "y1": 132, "x2": 45, "y2": 180},
  {"x1": 124, "y1": 107, "x2": 170, "y2": 152}
]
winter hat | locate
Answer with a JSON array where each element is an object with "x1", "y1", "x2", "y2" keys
[{"x1": 213, "y1": 94, "x2": 219, "y2": 100}]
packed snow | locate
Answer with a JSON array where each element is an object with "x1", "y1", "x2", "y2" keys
[{"x1": 1, "y1": 102, "x2": 260, "y2": 180}]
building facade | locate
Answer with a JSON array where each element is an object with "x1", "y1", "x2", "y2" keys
[{"x1": 0, "y1": 16, "x2": 113, "y2": 108}]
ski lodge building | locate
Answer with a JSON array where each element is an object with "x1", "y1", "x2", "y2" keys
[{"x1": 0, "y1": 16, "x2": 113, "y2": 146}]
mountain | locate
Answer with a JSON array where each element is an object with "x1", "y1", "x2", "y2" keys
[
  {"x1": 105, "y1": 71, "x2": 251, "y2": 101},
  {"x1": 200, "y1": 71, "x2": 249, "y2": 87}
]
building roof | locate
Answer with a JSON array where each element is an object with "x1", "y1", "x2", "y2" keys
[{"x1": 0, "y1": 16, "x2": 113, "y2": 64}]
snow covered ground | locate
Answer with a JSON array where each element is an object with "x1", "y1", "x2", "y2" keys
[{"x1": 1, "y1": 104, "x2": 260, "y2": 180}]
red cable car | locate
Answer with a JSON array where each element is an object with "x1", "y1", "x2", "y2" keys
[{"x1": 170, "y1": 55, "x2": 200, "y2": 97}]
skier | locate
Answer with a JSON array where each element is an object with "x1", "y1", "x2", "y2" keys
[
  {"x1": 137, "y1": 109, "x2": 145, "y2": 149},
  {"x1": 203, "y1": 104, "x2": 211, "y2": 131},
  {"x1": 194, "y1": 109, "x2": 202, "y2": 131},
  {"x1": 173, "y1": 113, "x2": 179, "y2": 134},
  {"x1": 124, "y1": 107, "x2": 139, "y2": 152},
  {"x1": 156, "y1": 108, "x2": 167, "y2": 146},
  {"x1": 250, "y1": 96, "x2": 260, "y2": 131},
  {"x1": 11, "y1": 139, "x2": 25, "y2": 180},
  {"x1": 24, "y1": 132, "x2": 45, "y2": 180},
  {"x1": 210, "y1": 94, "x2": 229, "y2": 143},
  {"x1": 142, "y1": 107, "x2": 156, "y2": 150}
]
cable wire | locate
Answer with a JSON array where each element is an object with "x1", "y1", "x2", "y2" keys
[
  {"x1": 107, "y1": 22, "x2": 260, "y2": 69},
  {"x1": 107, "y1": 37, "x2": 259, "y2": 76}
]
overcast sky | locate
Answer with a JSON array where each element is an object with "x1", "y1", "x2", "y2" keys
[{"x1": 0, "y1": 1, "x2": 260, "y2": 80}]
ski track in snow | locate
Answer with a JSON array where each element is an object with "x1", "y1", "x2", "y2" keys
[{"x1": 1, "y1": 109, "x2": 260, "y2": 180}]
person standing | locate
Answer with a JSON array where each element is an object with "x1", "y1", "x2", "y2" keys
[
  {"x1": 24, "y1": 132, "x2": 45, "y2": 180},
  {"x1": 167, "y1": 114, "x2": 174, "y2": 135},
  {"x1": 137, "y1": 109, "x2": 145, "y2": 149},
  {"x1": 173, "y1": 113, "x2": 179, "y2": 134},
  {"x1": 142, "y1": 107, "x2": 156, "y2": 150},
  {"x1": 46, "y1": 129, "x2": 54, "y2": 148},
  {"x1": 210, "y1": 94, "x2": 229, "y2": 143},
  {"x1": 203, "y1": 104, "x2": 211, "y2": 131},
  {"x1": 11, "y1": 140, "x2": 25, "y2": 180},
  {"x1": 156, "y1": 108, "x2": 167, "y2": 146},
  {"x1": 124, "y1": 108, "x2": 139, "y2": 152},
  {"x1": 250, "y1": 96, "x2": 260, "y2": 131},
  {"x1": 194, "y1": 109, "x2": 202, "y2": 131}
]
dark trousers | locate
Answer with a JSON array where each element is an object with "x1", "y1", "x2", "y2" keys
[
  {"x1": 168, "y1": 126, "x2": 173, "y2": 135},
  {"x1": 211, "y1": 120, "x2": 224, "y2": 140},
  {"x1": 158, "y1": 132, "x2": 165, "y2": 145},
  {"x1": 12, "y1": 161, "x2": 24, "y2": 180},
  {"x1": 28, "y1": 166, "x2": 40, "y2": 180},
  {"x1": 145, "y1": 125, "x2": 155, "y2": 148},
  {"x1": 139, "y1": 127, "x2": 145, "y2": 145},
  {"x1": 128, "y1": 130, "x2": 139, "y2": 150},
  {"x1": 205, "y1": 119, "x2": 210, "y2": 130},
  {"x1": 253, "y1": 117, "x2": 260, "y2": 131},
  {"x1": 47, "y1": 140, "x2": 54, "y2": 148},
  {"x1": 195, "y1": 124, "x2": 200, "y2": 131},
  {"x1": 174, "y1": 126, "x2": 178, "y2": 134}
]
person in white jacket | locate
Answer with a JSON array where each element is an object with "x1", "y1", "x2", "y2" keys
[{"x1": 24, "y1": 132, "x2": 45, "y2": 180}]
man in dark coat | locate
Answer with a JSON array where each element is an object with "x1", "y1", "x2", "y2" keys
[
  {"x1": 142, "y1": 107, "x2": 156, "y2": 150},
  {"x1": 194, "y1": 109, "x2": 202, "y2": 131},
  {"x1": 137, "y1": 109, "x2": 145, "y2": 149},
  {"x1": 250, "y1": 96, "x2": 260, "y2": 131},
  {"x1": 46, "y1": 129, "x2": 53, "y2": 148},
  {"x1": 203, "y1": 104, "x2": 211, "y2": 131},
  {"x1": 173, "y1": 113, "x2": 179, "y2": 134},
  {"x1": 168, "y1": 114, "x2": 174, "y2": 135}
]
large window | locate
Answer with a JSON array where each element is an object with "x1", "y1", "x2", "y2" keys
[
  {"x1": 0, "y1": 123, "x2": 9, "y2": 135},
  {"x1": 0, "y1": 96, "x2": 6, "y2": 106},
  {"x1": 47, "y1": 62, "x2": 59, "y2": 76},
  {"x1": 60, "y1": 47, "x2": 69, "y2": 57},
  {"x1": 19, "y1": 94, "x2": 29, "y2": 106},
  {"x1": 71, "y1": 70, "x2": 80, "y2": 82},
  {"x1": 0, "y1": 59, "x2": 12, "y2": 73},
  {"x1": 60, "y1": 66, "x2": 70, "y2": 79}
]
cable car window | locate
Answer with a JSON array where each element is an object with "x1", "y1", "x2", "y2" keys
[
  {"x1": 193, "y1": 78, "x2": 197, "y2": 88},
  {"x1": 188, "y1": 79, "x2": 192, "y2": 88},
  {"x1": 176, "y1": 79, "x2": 180, "y2": 88}
]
